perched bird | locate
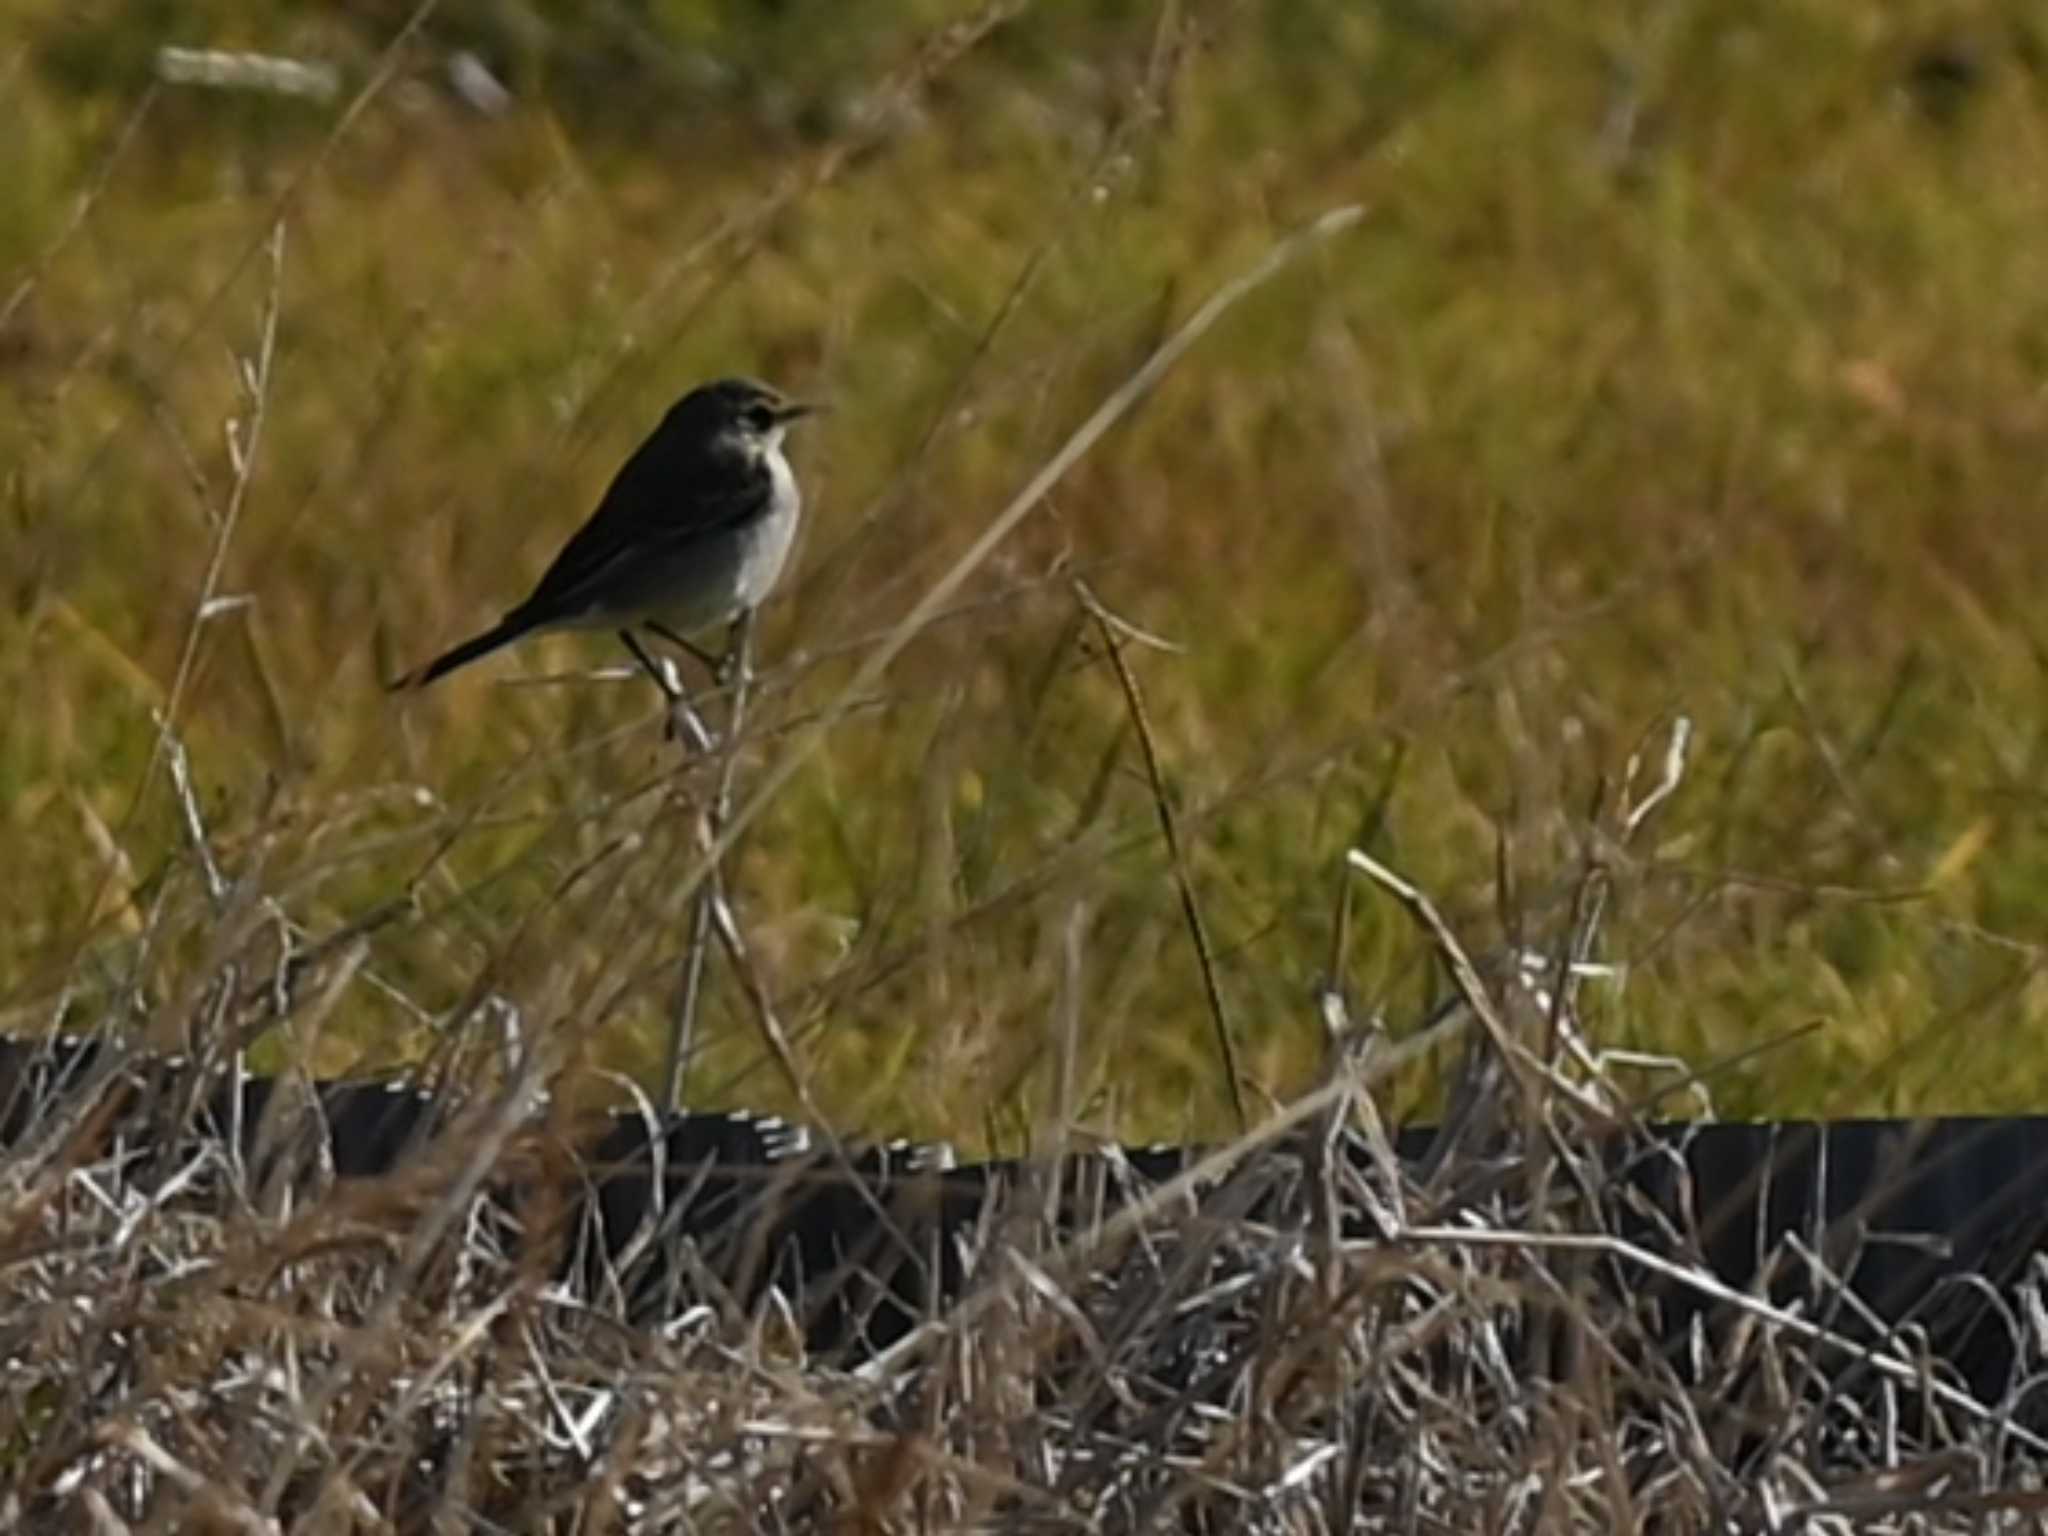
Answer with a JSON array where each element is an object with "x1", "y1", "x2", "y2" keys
[{"x1": 391, "y1": 377, "x2": 816, "y2": 712}]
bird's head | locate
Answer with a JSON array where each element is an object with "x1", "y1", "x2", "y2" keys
[{"x1": 676, "y1": 377, "x2": 819, "y2": 459}]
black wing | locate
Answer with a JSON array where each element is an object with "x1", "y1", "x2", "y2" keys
[{"x1": 505, "y1": 422, "x2": 772, "y2": 628}]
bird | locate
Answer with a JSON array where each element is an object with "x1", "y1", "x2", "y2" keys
[{"x1": 390, "y1": 376, "x2": 817, "y2": 720}]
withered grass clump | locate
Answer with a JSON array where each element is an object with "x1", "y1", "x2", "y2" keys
[{"x1": 6, "y1": 945, "x2": 2047, "y2": 1532}]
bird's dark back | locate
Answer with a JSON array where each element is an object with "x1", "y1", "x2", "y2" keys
[{"x1": 501, "y1": 382, "x2": 776, "y2": 623}]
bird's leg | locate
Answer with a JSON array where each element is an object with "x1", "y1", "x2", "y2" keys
[
  {"x1": 714, "y1": 609, "x2": 755, "y2": 691},
  {"x1": 620, "y1": 630, "x2": 714, "y2": 750},
  {"x1": 715, "y1": 610, "x2": 757, "y2": 758},
  {"x1": 644, "y1": 621, "x2": 722, "y2": 682}
]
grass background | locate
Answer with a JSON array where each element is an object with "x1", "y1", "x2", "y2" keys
[{"x1": 5, "y1": 0, "x2": 2048, "y2": 1148}]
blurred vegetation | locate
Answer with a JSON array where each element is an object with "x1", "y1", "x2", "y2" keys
[{"x1": 4, "y1": 0, "x2": 2048, "y2": 1146}]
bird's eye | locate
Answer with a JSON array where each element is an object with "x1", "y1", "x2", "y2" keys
[{"x1": 745, "y1": 403, "x2": 776, "y2": 431}]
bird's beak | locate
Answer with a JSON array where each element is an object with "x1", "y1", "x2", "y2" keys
[{"x1": 775, "y1": 399, "x2": 824, "y2": 424}]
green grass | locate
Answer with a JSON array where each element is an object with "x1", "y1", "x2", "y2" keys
[{"x1": 5, "y1": 0, "x2": 2048, "y2": 1142}]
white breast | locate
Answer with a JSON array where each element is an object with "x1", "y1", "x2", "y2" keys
[{"x1": 734, "y1": 441, "x2": 801, "y2": 610}]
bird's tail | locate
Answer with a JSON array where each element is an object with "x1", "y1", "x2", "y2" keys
[{"x1": 387, "y1": 617, "x2": 527, "y2": 691}]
